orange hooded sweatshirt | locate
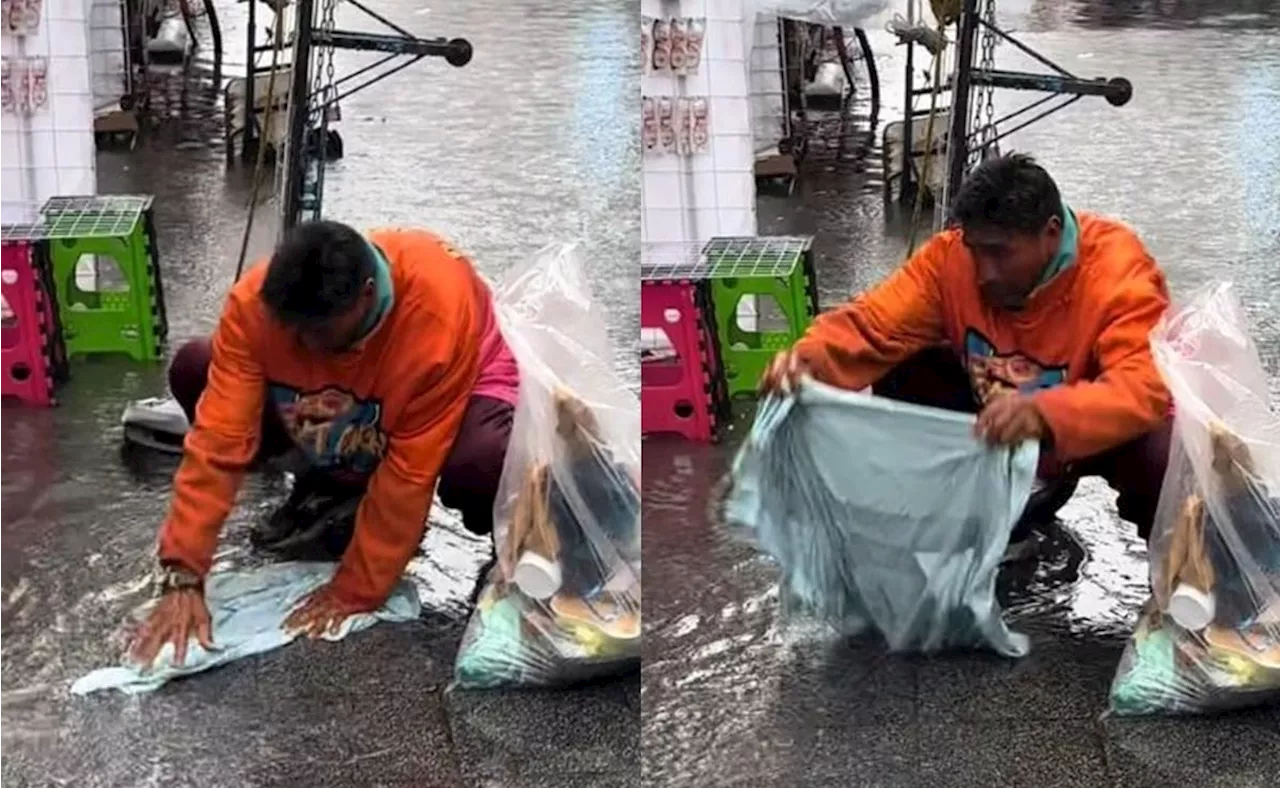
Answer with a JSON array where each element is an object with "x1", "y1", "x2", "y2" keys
[
  {"x1": 792, "y1": 212, "x2": 1172, "y2": 462},
  {"x1": 157, "y1": 228, "x2": 493, "y2": 609}
]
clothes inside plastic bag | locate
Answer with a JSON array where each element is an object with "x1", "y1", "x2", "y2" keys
[
  {"x1": 72, "y1": 562, "x2": 420, "y2": 696},
  {"x1": 452, "y1": 243, "x2": 641, "y2": 689},
  {"x1": 726, "y1": 380, "x2": 1038, "y2": 657},
  {"x1": 1109, "y1": 282, "x2": 1280, "y2": 716}
]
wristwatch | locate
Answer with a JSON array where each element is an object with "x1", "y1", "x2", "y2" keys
[{"x1": 152, "y1": 561, "x2": 203, "y2": 597}]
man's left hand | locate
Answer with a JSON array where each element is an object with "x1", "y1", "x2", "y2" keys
[
  {"x1": 283, "y1": 583, "x2": 371, "y2": 639},
  {"x1": 975, "y1": 393, "x2": 1047, "y2": 446}
]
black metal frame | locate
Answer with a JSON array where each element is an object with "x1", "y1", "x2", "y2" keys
[
  {"x1": 896, "y1": 0, "x2": 1132, "y2": 206},
  {"x1": 256, "y1": 0, "x2": 471, "y2": 231},
  {"x1": 943, "y1": 0, "x2": 1132, "y2": 201}
]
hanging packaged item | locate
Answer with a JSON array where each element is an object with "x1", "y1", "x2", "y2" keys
[
  {"x1": 674, "y1": 96, "x2": 709, "y2": 156},
  {"x1": 1109, "y1": 282, "x2": 1280, "y2": 716},
  {"x1": 676, "y1": 97, "x2": 692, "y2": 155},
  {"x1": 3, "y1": 0, "x2": 41, "y2": 35},
  {"x1": 725, "y1": 381, "x2": 1037, "y2": 657},
  {"x1": 682, "y1": 18, "x2": 706, "y2": 74},
  {"x1": 10, "y1": 56, "x2": 27, "y2": 112},
  {"x1": 1, "y1": 59, "x2": 14, "y2": 114},
  {"x1": 652, "y1": 18, "x2": 671, "y2": 71},
  {"x1": 26, "y1": 57, "x2": 46, "y2": 111},
  {"x1": 452, "y1": 243, "x2": 640, "y2": 689},
  {"x1": 669, "y1": 18, "x2": 688, "y2": 73},
  {"x1": 658, "y1": 96, "x2": 676, "y2": 154},
  {"x1": 641, "y1": 96, "x2": 658, "y2": 153},
  {"x1": 689, "y1": 97, "x2": 709, "y2": 153},
  {"x1": 641, "y1": 16, "x2": 654, "y2": 73}
]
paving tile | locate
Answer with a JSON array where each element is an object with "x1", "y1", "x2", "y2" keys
[
  {"x1": 2, "y1": 686, "x2": 279, "y2": 787},
  {"x1": 1102, "y1": 712, "x2": 1280, "y2": 788},
  {"x1": 247, "y1": 620, "x2": 460, "y2": 700},
  {"x1": 772, "y1": 637, "x2": 919, "y2": 727},
  {"x1": 917, "y1": 637, "x2": 1122, "y2": 721},
  {"x1": 470, "y1": 770, "x2": 639, "y2": 788},
  {"x1": 446, "y1": 677, "x2": 639, "y2": 784},
  {"x1": 917, "y1": 720, "x2": 1111, "y2": 788},
  {"x1": 646, "y1": 716, "x2": 921, "y2": 788},
  {"x1": 242, "y1": 687, "x2": 463, "y2": 785}
]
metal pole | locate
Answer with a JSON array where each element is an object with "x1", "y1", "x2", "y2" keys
[
  {"x1": 900, "y1": 38, "x2": 914, "y2": 206},
  {"x1": 945, "y1": 0, "x2": 980, "y2": 207},
  {"x1": 243, "y1": 0, "x2": 257, "y2": 161},
  {"x1": 281, "y1": 0, "x2": 315, "y2": 231}
]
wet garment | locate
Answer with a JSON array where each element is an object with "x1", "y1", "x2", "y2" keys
[
  {"x1": 726, "y1": 381, "x2": 1038, "y2": 656},
  {"x1": 159, "y1": 228, "x2": 518, "y2": 609},
  {"x1": 793, "y1": 210, "x2": 1171, "y2": 462},
  {"x1": 873, "y1": 347, "x2": 1172, "y2": 540},
  {"x1": 71, "y1": 562, "x2": 420, "y2": 696}
]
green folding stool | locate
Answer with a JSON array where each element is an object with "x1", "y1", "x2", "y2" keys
[
  {"x1": 704, "y1": 236, "x2": 818, "y2": 398},
  {"x1": 40, "y1": 196, "x2": 167, "y2": 362}
]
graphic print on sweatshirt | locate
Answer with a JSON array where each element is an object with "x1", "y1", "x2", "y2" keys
[
  {"x1": 268, "y1": 383, "x2": 388, "y2": 479},
  {"x1": 963, "y1": 328, "x2": 1067, "y2": 405}
]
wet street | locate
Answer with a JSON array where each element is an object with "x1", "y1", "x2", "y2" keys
[
  {"x1": 2, "y1": 1, "x2": 638, "y2": 786},
  {"x1": 642, "y1": 1, "x2": 1280, "y2": 786}
]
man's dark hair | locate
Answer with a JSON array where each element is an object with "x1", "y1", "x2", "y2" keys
[
  {"x1": 260, "y1": 220, "x2": 373, "y2": 326},
  {"x1": 949, "y1": 152, "x2": 1063, "y2": 234}
]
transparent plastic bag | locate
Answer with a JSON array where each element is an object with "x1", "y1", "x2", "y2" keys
[
  {"x1": 452, "y1": 243, "x2": 640, "y2": 689},
  {"x1": 1109, "y1": 282, "x2": 1280, "y2": 715}
]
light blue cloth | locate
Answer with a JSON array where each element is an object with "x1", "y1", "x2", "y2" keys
[
  {"x1": 726, "y1": 381, "x2": 1038, "y2": 657},
  {"x1": 71, "y1": 562, "x2": 421, "y2": 696}
]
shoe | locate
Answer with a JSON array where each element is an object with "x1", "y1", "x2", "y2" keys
[
  {"x1": 252, "y1": 470, "x2": 362, "y2": 556},
  {"x1": 1002, "y1": 535, "x2": 1040, "y2": 564},
  {"x1": 1003, "y1": 475, "x2": 1080, "y2": 563}
]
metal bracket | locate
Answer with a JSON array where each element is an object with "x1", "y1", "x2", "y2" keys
[
  {"x1": 943, "y1": 0, "x2": 1132, "y2": 203},
  {"x1": 279, "y1": 0, "x2": 472, "y2": 231},
  {"x1": 969, "y1": 69, "x2": 1131, "y2": 105}
]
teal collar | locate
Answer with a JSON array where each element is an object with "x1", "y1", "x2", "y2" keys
[
  {"x1": 358, "y1": 240, "x2": 394, "y2": 339},
  {"x1": 1036, "y1": 202, "x2": 1078, "y2": 287}
]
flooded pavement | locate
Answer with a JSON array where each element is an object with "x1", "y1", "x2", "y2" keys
[
  {"x1": 2, "y1": 1, "x2": 638, "y2": 786},
  {"x1": 643, "y1": 2, "x2": 1280, "y2": 786}
]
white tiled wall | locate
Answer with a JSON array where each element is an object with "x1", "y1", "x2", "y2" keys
[
  {"x1": 89, "y1": 0, "x2": 129, "y2": 112},
  {"x1": 641, "y1": 0, "x2": 758, "y2": 268},
  {"x1": 1, "y1": 0, "x2": 98, "y2": 225},
  {"x1": 749, "y1": 10, "x2": 787, "y2": 155}
]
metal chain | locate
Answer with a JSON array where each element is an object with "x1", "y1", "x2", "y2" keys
[
  {"x1": 312, "y1": 0, "x2": 338, "y2": 125},
  {"x1": 974, "y1": 0, "x2": 998, "y2": 164}
]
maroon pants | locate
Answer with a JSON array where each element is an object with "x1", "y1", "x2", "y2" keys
[
  {"x1": 873, "y1": 346, "x2": 1172, "y2": 540},
  {"x1": 168, "y1": 338, "x2": 513, "y2": 535}
]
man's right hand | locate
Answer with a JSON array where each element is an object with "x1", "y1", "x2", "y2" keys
[
  {"x1": 759, "y1": 349, "x2": 809, "y2": 396},
  {"x1": 129, "y1": 587, "x2": 214, "y2": 669}
]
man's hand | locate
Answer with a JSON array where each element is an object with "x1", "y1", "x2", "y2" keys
[
  {"x1": 975, "y1": 393, "x2": 1048, "y2": 446},
  {"x1": 283, "y1": 583, "x2": 371, "y2": 639},
  {"x1": 129, "y1": 587, "x2": 214, "y2": 669},
  {"x1": 759, "y1": 349, "x2": 809, "y2": 396}
]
